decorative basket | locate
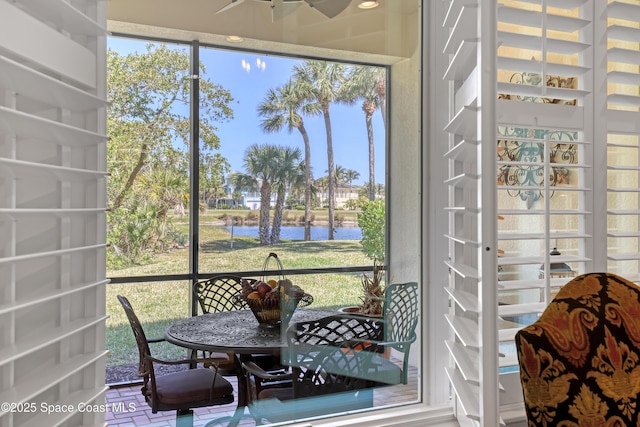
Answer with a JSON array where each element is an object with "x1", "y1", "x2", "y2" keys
[{"x1": 234, "y1": 253, "x2": 313, "y2": 327}]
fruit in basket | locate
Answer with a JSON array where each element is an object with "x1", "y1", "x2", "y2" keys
[
  {"x1": 256, "y1": 282, "x2": 272, "y2": 298},
  {"x1": 241, "y1": 279, "x2": 254, "y2": 298},
  {"x1": 247, "y1": 291, "x2": 261, "y2": 300},
  {"x1": 267, "y1": 279, "x2": 277, "y2": 288}
]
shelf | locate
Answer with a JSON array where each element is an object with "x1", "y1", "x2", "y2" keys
[
  {"x1": 0, "y1": 243, "x2": 107, "y2": 265},
  {"x1": 607, "y1": 25, "x2": 640, "y2": 44},
  {"x1": 14, "y1": 0, "x2": 108, "y2": 36},
  {"x1": 0, "y1": 55, "x2": 106, "y2": 111},
  {"x1": 446, "y1": 287, "x2": 479, "y2": 313},
  {"x1": 0, "y1": 316, "x2": 107, "y2": 367},
  {"x1": 0, "y1": 106, "x2": 107, "y2": 147},
  {"x1": 443, "y1": 5, "x2": 478, "y2": 54},
  {"x1": 444, "y1": 39, "x2": 478, "y2": 81},
  {"x1": 0, "y1": 280, "x2": 108, "y2": 316},
  {"x1": 496, "y1": 161, "x2": 590, "y2": 169},
  {"x1": 497, "y1": 5, "x2": 590, "y2": 32},
  {"x1": 0, "y1": 158, "x2": 107, "y2": 181},
  {"x1": 608, "y1": 1, "x2": 640, "y2": 22},
  {"x1": 497, "y1": 31, "x2": 590, "y2": 55},
  {"x1": 445, "y1": 367, "x2": 480, "y2": 421},
  {"x1": 445, "y1": 340, "x2": 479, "y2": 386}
]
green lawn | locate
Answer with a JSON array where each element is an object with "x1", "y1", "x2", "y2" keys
[{"x1": 107, "y1": 224, "x2": 371, "y2": 367}]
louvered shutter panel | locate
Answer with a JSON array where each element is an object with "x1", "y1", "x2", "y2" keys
[
  {"x1": 605, "y1": 1, "x2": 640, "y2": 279},
  {"x1": 0, "y1": 1, "x2": 108, "y2": 426},
  {"x1": 442, "y1": 0, "x2": 500, "y2": 425},
  {"x1": 441, "y1": 0, "x2": 640, "y2": 425},
  {"x1": 495, "y1": 0, "x2": 593, "y2": 387}
]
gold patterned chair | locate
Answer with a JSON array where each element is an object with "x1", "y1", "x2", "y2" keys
[{"x1": 515, "y1": 273, "x2": 640, "y2": 426}]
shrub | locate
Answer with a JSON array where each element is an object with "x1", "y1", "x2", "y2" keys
[{"x1": 357, "y1": 199, "x2": 385, "y2": 262}]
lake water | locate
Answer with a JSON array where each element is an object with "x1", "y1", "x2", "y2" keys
[{"x1": 225, "y1": 225, "x2": 362, "y2": 241}]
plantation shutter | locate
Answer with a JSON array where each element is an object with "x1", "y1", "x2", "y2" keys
[
  {"x1": 493, "y1": 1, "x2": 595, "y2": 424},
  {"x1": 0, "y1": 1, "x2": 108, "y2": 426},
  {"x1": 605, "y1": 1, "x2": 640, "y2": 280},
  {"x1": 441, "y1": 0, "x2": 500, "y2": 425},
  {"x1": 439, "y1": 0, "x2": 640, "y2": 425}
]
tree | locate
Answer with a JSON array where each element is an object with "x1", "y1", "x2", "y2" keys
[
  {"x1": 270, "y1": 147, "x2": 303, "y2": 244},
  {"x1": 341, "y1": 65, "x2": 386, "y2": 200},
  {"x1": 107, "y1": 44, "x2": 234, "y2": 209},
  {"x1": 257, "y1": 80, "x2": 320, "y2": 241},
  {"x1": 200, "y1": 153, "x2": 230, "y2": 208},
  {"x1": 343, "y1": 168, "x2": 360, "y2": 200},
  {"x1": 107, "y1": 43, "x2": 234, "y2": 264},
  {"x1": 235, "y1": 144, "x2": 281, "y2": 245},
  {"x1": 293, "y1": 60, "x2": 347, "y2": 240}
]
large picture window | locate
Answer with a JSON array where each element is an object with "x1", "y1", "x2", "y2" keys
[{"x1": 104, "y1": 1, "x2": 423, "y2": 423}]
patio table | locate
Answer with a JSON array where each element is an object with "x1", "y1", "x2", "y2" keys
[{"x1": 165, "y1": 308, "x2": 336, "y2": 426}]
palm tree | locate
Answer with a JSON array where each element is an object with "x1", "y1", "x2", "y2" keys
[
  {"x1": 344, "y1": 168, "x2": 360, "y2": 200},
  {"x1": 342, "y1": 66, "x2": 387, "y2": 200},
  {"x1": 234, "y1": 144, "x2": 280, "y2": 245},
  {"x1": 257, "y1": 80, "x2": 320, "y2": 241},
  {"x1": 270, "y1": 146, "x2": 302, "y2": 244},
  {"x1": 293, "y1": 60, "x2": 346, "y2": 240}
]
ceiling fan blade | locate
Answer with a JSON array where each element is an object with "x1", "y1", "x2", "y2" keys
[
  {"x1": 216, "y1": 0, "x2": 247, "y2": 14},
  {"x1": 304, "y1": 0, "x2": 351, "y2": 18},
  {"x1": 272, "y1": 0, "x2": 302, "y2": 21}
]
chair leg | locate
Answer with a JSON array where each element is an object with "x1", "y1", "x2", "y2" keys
[{"x1": 176, "y1": 408, "x2": 194, "y2": 427}]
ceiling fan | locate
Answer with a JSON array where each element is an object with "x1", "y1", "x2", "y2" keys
[{"x1": 216, "y1": 0, "x2": 353, "y2": 20}]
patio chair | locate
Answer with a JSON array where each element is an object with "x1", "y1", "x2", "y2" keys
[
  {"x1": 242, "y1": 313, "x2": 403, "y2": 424},
  {"x1": 117, "y1": 295, "x2": 234, "y2": 427},
  {"x1": 515, "y1": 273, "x2": 640, "y2": 426},
  {"x1": 382, "y1": 281, "x2": 419, "y2": 384},
  {"x1": 194, "y1": 275, "x2": 283, "y2": 375}
]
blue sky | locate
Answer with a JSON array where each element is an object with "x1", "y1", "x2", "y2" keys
[{"x1": 108, "y1": 37, "x2": 385, "y2": 186}]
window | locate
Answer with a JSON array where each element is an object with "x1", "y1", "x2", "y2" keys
[{"x1": 104, "y1": 1, "x2": 424, "y2": 423}]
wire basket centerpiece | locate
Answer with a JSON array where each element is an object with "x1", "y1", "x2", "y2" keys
[{"x1": 233, "y1": 253, "x2": 313, "y2": 327}]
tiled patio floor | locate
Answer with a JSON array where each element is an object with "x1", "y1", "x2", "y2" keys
[{"x1": 105, "y1": 363, "x2": 418, "y2": 427}]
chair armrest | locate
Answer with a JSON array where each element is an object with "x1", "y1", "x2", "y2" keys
[
  {"x1": 242, "y1": 361, "x2": 294, "y2": 381},
  {"x1": 147, "y1": 355, "x2": 226, "y2": 367},
  {"x1": 147, "y1": 337, "x2": 166, "y2": 344}
]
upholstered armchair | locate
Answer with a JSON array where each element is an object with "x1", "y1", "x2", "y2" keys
[{"x1": 515, "y1": 272, "x2": 640, "y2": 426}]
